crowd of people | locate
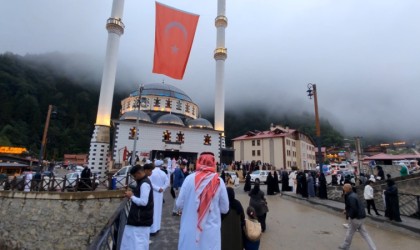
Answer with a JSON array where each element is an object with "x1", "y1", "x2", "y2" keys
[
  {"x1": 121, "y1": 154, "x2": 267, "y2": 250},
  {"x1": 120, "y1": 155, "x2": 409, "y2": 250}
]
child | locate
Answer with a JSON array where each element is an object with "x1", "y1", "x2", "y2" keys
[{"x1": 243, "y1": 206, "x2": 261, "y2": 250}]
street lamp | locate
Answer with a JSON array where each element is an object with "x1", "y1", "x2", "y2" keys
[
  {"x1": 307, "y1": 83, "x2": 323, "y2": 173},
  {"x1": 38, "y1": 105, "x2": 57, "y2": 171},
  {"x1": 131, "y1": 84, "x2": 144, "y2": 166}
]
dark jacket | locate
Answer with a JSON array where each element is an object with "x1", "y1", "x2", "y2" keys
[
  {"x1": 344, "y1": 191, "x2": 366, "y2": 219},
  {"x1": 127, "y1": 176, "x2": 154, "y2": 227}
]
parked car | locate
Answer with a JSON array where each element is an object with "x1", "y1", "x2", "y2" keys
[
  {"x1": 250, "y1": 170, "x2": 270, "y2": 184},
  {"x1": 113, "y1": 166, "x2": 134, "y2": 189}
]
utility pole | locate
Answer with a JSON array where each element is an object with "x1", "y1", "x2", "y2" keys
[
  {"x1": 354, "y1": 136, "x2": 362, "y2": 176},
  {"x1": 307, "y1": 83, "x2": 323, "y2": 172},
  {"x1": 39, "y1": 105, "x2": 53, "y2": 171},
  {"x1": 131, "y1": 85, "x2": 144, "y2": 166}
]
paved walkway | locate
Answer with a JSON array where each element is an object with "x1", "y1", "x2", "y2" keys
[
  {"x1": 281, "y1": 191, "x2": 420, "y2": 237},
  {"x1": 150, "y1": 185, "x2": 420, "y2": 250}
]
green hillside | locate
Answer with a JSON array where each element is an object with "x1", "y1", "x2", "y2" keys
[{"x1": 0, "y1": 53, "x2": 344, "y2": 160}]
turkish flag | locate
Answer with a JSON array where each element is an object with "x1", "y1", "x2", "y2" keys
[{"x1": 153, "y1": 2, "x2": 200, "y2": 80}]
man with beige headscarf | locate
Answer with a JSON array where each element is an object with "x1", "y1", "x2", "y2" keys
[{"x1": 339, "y1": 184, "x2": 376, "y2": 250}]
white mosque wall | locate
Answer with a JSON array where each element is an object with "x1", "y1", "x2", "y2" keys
[{"x1": 112, "y1": 121, "x2": 221, "y2": 166}]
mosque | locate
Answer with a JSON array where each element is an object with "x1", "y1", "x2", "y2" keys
[{"x1": 106, "y1": 83, "x2": 221, "y2": 170}]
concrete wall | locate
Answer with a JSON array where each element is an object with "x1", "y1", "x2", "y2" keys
[{"x1": 0, "y1": 191, "x2": 124, "y2": 250}]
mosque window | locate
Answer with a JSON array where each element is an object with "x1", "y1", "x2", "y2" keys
[
  {"x1": 204, "y1": 134, "x2": 211, "y2": 145},
  {"x1": 165, "y1": 99, "x2": 172, "y2": 108},
  {"x1": 252, "y1": 140, "x2": 255, "y2": 146},
  {"x1": 176, "y1": 131, "x2": 185, "y2": 144},
  {"x1": 257, "y1": 150, "x2": 261, "y2": 156},
  {"x1": 192, "y1": 106, "x2": 195, "y2": 115},
  {"x1": 140, "y1": 97, "x2": 149, "y2": 108},
  {"x1": 176, "y1": 100, "x2": 182, "y2": 110},
  {"x1": 252, "y1": 150, "x2": 255, "y2": 156},
  {"x1": 257, "y1": 140, "x2": 261, "y2": 146},
  {"x1": 162, "y1": 130, "x2": 171, "y2": 142},
  {"x1": 154, "y1": 98, "x2": 161, "y2": 107},
  {"x1": 185, "y1": 103, "x2": 190, "y2": 113}
]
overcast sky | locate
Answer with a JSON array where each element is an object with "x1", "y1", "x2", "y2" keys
[{"x1": 1, "y1": 0, "x2": 420, "y2": 140}]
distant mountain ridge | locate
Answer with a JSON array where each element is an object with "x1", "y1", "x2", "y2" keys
[{"x1": 0, "y1": 52, "x2": 346, "y2": 160}]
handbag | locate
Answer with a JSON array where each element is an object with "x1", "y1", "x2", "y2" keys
[
  {"x1": 261, "y1": 201, "x2": 269, "y2": 213},
  {"x1": 244, "y1": 219, "x2": 262, "y2": 242}
]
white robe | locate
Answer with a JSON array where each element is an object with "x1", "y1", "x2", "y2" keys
[
  {"x1": 24, "y1": 172, "x2": 33, "y2": 192},
  {"x1": 121, "y1": 181, "x2": 152, "y2": 250},
  {"x1": 149, "y1": 167, "x2": 169, "y2": 233},
  {"x1": 176, "y1": 173, "x2": 229, "y2": 250}
]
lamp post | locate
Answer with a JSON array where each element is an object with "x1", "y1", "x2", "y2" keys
[
  {"x1": 307, "y1": 83, "x2": 323, "y2": 172},
  {"x1": 38, "y1": 105, "x2": 56, "y2": 171},
  {"x1": 131, "y1": 84, "x2": 144, "y2": 166}
]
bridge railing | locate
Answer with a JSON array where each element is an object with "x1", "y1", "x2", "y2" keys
[
  {"x1": 88, "y1": 198, "x2": 129, "y2": 250},
  {"x1": 399, "y1": 192, "x2": 420, "y2": 219}
]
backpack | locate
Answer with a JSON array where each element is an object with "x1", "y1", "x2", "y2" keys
[{"x1": 244, "y1": 218, "x2": 262, "y2": 241}]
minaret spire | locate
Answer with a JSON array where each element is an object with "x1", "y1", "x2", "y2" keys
[
  {"x1": 214, "y1": 0, "x2": 227, "y2": 148},
  {"x1": 88, "y1": 0, "x2": 125, "y2": 176}
]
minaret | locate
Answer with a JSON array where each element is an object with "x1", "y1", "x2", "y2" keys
[
  {"x1": 214, "y1": 0, "x2": 227, "y2": 149},
  {"x1": 88, "y1": 0, "x2": 125, "y2": 176}
]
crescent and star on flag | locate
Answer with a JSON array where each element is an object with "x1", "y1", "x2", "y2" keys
[{"x1": 153, "y1": 2, "x2": 200, "y2": 80}]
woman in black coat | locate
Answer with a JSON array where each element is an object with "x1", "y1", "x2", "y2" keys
[
  {"x1": 318, "y1": 173, "x2": 328, "y2": 199},
  {"x1": 244, "y1": 172, "x2": 252, "y2": 192},
  {"x1": 249, "y1": 183, "x2": 268, "y2": 232},
  {"x1": 266, "y1": 172, "x2": 275, "y2": 195},
  {"x1": 300, "y1": 173, "x2": 308, "y2": 198},
  {"x1": 281, "y1": 170, "x2": 289, "y2": 192},
  {"x1": 384, "y1": 180, "x2": 402, "y2": 222}
]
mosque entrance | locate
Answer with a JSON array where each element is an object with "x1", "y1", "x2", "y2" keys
[{"x1": 151, "y1": 150, "x2": 198, "y2": 164}]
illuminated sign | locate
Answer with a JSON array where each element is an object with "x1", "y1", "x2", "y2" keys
[{"x1": 0, "y1": 146, "x2": 27, "y2": 154}]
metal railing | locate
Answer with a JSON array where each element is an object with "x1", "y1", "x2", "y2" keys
[
  {"x1": 0, "y1": 174, "x2": 135, "y2": 192},
  {"x1": 399, "y1": 192, "x2": 420, "y2": 219},
  {"x1": 88, "y1": 198, "x2": 129, "y2": 250}
]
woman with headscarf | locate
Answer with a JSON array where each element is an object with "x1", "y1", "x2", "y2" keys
[
  {"x1": 220, "y1": 170, "x2": 226, "y2": 183},
  {"x1": 281, "y1": 170, "x2": 289, "y2": 192},
  {"x1": 266, "y1": 172, "x2": 275, "y2": 195},
  {"x1": 244, "y1": 172, "x2": 252, "y2": 192},
  {"x1": 249, "y1": 183, "x2": 268, "y2": 232},
  {"x1": 300, "y1": 173, "x2": 308, "y2": 198},
  {"x1": 243, "y1": 206, "x2": 261, "y2": 250},
  {"x1": 384, "y1": 179, "x2": 402, "y2": 222},
  {"x1": 307, "y1": 172, "x2": 315, "y2": 198},
  {"x1": 273, "y1": 171, "x2": 280, "y2": 194},
  {"x1": 221, "y1": 187, "x2": 245, "y2": 250},
  {"x1": 318, "y1": 172, "x2": 328, "y2": 199}
]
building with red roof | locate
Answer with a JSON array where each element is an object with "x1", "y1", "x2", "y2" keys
[{"x1": 232, "y1": 124, "x2": 316, "y2": 170}]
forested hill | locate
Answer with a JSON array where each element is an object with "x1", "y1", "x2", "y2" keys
[
  {"x1": 0, "y1": 53, "x2": 124, "y2": 159},
  {"x1": 0, "y1": 52, "x2": 344, "y2": 160}
]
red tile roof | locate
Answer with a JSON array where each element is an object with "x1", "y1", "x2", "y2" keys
[
  {"x1": 232, "y1": 129, "x2": 295, "y2": 141},
  {"x1": 363, "y1": 153, "x2": 420, "y2": 160}
]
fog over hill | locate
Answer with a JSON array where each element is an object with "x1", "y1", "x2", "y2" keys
[{"x1": 13, "y1": 51, "x2": 420, "y2": 146}]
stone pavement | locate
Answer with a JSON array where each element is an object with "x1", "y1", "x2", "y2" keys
[
  {"x1": 149, "y1": 185, "x2": 420, "y2": 250},
  {"x1": 281, "y1": 191, "x2": 420, "y2": 238},
  {"x1": 150, "y1": 190, "x2": 180, "y2": 250}
]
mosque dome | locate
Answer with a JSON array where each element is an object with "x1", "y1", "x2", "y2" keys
[
  {"x1": 119, "y1": 110, "x2": 152, "y2": 123},
  {"x1": 187, "y1": 118, "x2": 214, "y2": 129},
  {"x1": 130, "y1": 83, "x2": 192, "y2": 102},
  {"x1": 156, "y1": 114, "x2": 185, "y2": 126},
  {"x1": 121, "y1": 83, "x2": 199, "y2": 120}
]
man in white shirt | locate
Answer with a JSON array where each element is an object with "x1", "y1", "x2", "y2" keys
[
  {"x1": 176, "y1": 152, "x2": 229, "y2": 250},
  {"x1": 149, "y1": 159, "x2": 169, "y2": 235}
]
